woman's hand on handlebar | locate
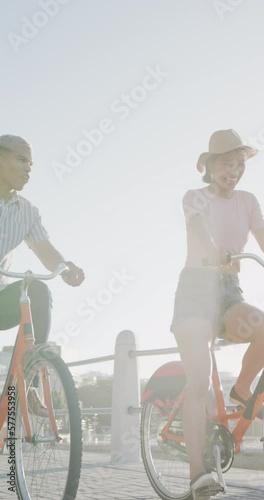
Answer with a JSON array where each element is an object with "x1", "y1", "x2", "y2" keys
[{"x1": 206, "y1": 245, "x2": 230, "y2": 268}]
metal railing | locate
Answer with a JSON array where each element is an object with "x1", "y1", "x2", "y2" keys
[
  {"x1": 66, "y1": 331, "x2": 264, "y2": 462},
  {"x1": 66, "y1": 330, "x2": 152, "y2": 461},
  {"x1": 66, "y1": 342, "x2": 180, "y2": 420}
]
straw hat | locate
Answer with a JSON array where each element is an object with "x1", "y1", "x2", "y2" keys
[{"x1": 196, "y1": 129, "x2": 258, "y2": 172}]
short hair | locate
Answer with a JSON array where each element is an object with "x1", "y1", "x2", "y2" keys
[
  {"x1": 0, "y1": 145, "x2": 11, "y2": 156},
  {"x1": 0, "y1": 135, "x2": 31, "y2": 152}
]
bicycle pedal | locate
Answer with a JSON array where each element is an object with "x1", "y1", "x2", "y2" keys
[{"x1": 197, "y1": 485, "x2": 224, "y2": 497}]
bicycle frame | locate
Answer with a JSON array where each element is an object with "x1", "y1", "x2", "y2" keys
[
  {"x1": 0, "y1": 264, "x2": 67, "y2": 447},
  {"x1": 155, "y1": 343, "x2": 264, "y2": 451},
  {"x1": 208, "y1": 346, "x2": 264, "y2": 453}
]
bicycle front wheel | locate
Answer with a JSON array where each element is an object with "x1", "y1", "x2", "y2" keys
[
  {"x1": 141, "y1": 402, "x2": 192, "y2": 500},
  {"x1": 14, "y1": 349, "x2": 82, "y2": 500}
]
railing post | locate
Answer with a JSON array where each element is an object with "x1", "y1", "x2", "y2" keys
[{"x1": 110, "y1": 330, "x2": 140, "y2": 463}]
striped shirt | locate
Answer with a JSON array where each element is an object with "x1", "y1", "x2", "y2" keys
[{"x1": 0, "y1": 192, "x2": 49, "y2": 290}]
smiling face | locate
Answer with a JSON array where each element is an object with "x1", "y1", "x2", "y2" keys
[
  {"x1": 0, "y1": 144, "x2": 33, "y2": 198},
  {"x1": 207, "y1": 148, "x2": 246, "y2": 195}
]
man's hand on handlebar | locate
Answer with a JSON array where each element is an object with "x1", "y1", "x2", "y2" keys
[{"x1": 61, "y1": 261, "x2": 85, "y2": 287}]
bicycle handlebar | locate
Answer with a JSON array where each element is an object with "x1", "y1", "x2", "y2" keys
[
  {"x1": 0, "y1": 262, "x2": 68, "y2": 280},
  {"x1": 1, "y1": 253, "x2": 264, "y2": 281},
  {"x1": 202, "y1": 252, "x2": 264, "y2": 268},
  {"x1": 228, "y1": 252, "x2": 264, "y2": 267}
]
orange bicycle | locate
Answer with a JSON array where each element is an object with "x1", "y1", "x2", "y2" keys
[
  {"x1": 0, "y1": 264, "x2": 82, "y2": 500},
  {"x1": 141, "y1": 253, "x2": 264, "y2": 499}
]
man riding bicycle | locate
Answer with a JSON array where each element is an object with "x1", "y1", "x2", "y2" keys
[{"x1": 0, "y1": 134, "x2": 85, "y2": 357}]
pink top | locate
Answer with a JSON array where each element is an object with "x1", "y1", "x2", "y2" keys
[{"x1": 182, "y1": 187, "x2": 264, "y2": 269}]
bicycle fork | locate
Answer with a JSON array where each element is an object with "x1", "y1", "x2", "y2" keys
[{"x1": 41, "y1": 365, "x2": 61, "y2": 442}]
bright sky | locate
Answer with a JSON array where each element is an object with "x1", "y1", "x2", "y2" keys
[{"x1": 1, "y1": 0, "x2": 264, "y2": 379}]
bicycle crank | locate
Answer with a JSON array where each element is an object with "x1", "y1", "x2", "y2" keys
[
  {"x1": 213, "y1": 443, "x2": 227, "y2": 493},
  {"x1": 204, "y1": 423, "x2": 234, "y2": 474}
]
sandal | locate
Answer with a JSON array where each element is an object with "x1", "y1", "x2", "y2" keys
[{"x1": 230, "y1": 386, "x2": 264, "y2": 421}]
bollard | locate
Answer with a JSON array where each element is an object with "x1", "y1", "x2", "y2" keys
[{"x1": 110, "y1": 330, "x2": 140, "y2": 463}]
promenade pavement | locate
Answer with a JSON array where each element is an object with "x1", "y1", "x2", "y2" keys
[{"x1": 0, "y1": 449, "x2": 263, "y2": 499}]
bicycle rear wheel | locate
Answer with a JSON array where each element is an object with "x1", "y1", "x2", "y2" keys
[
  {"x1": 14, "y1": 349, "x2": 82, "y2": 500},
  {"x1": 141, "y1": 402, "x2": 192, "y2": 500}
]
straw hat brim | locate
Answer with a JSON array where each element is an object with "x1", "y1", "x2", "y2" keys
[{"x1": 196, "y1": 146, "x2": 258, "y2": 173}]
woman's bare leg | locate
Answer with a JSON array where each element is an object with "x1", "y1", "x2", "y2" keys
[
  {"x1": 234, "y1": 343, "x2": 264, "y2": 399},
  {"x1": 223, "y1": 303, "x2": 264, "y2": 399},
  {"x1": 172, "y1": 318, "x2": 213, "y2": 480}
]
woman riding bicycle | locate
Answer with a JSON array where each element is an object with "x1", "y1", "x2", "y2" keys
[{"x1": 170, "y1": 129, "x2": 264, "y2": 500}]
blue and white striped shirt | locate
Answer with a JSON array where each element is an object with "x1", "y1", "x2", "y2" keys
[{"x1": 0, "y1": 192, "x2": 49, "y2": 290}]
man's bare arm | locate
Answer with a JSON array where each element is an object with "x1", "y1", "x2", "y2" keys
[
  {"x1": 31, "y1": 240, "x2": 65, "y2": 271},
  {"x1": 31, "y1": 240, "x2": 85, "y2": 286}
]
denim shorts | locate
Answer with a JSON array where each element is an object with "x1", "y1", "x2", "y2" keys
[{"x1": 170, "y1": 267, "x2": 245, "y2": 337}]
